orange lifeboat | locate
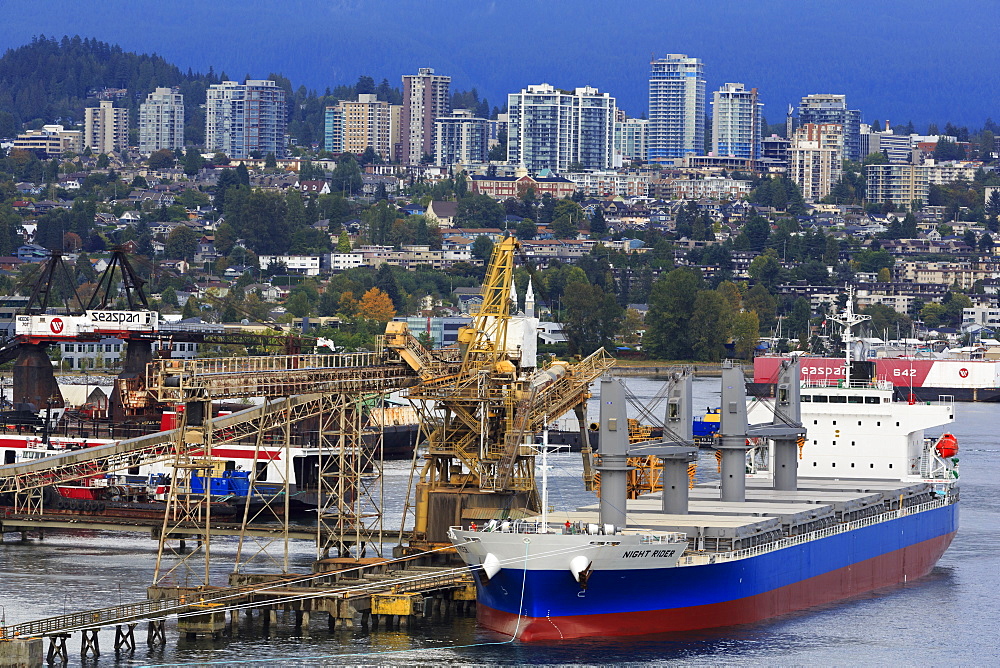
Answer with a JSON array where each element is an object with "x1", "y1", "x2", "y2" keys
[{"x1": 934, "y1": 433, "x2": 959, "y2": 459}]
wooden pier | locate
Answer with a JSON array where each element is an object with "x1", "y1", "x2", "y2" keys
[{"x1": 1, "y1": 551, "x2": 477, "y2": 665}]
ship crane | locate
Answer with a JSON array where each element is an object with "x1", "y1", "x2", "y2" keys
[{"x1": 388, "y1": 236, "x2": 613, "y2": 545}]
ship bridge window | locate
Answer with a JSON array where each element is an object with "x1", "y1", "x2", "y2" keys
[
  {"x1": 812, "y1": 395, "x2": 828, "y2": 403},
  {"x1": 830, "y1": 395, "x2": 847, "y2": 403},
  {"x1": 848, "y1": 396, "x2": 863, "y2": 404},
  {"x1": 865, "y1": 397, "x2": 880, "y2": 404}
]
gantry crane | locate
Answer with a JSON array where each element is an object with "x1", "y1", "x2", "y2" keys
[{"x1": 386, "y1": 237, "x2": 614, "y2": 544}]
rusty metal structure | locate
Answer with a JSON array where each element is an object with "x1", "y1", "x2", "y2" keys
[{"x1": 387, "y1": 237, "x2": 614, "y2": 543}]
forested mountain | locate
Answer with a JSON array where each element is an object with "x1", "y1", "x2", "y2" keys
[
  {"x1": 0, "y1": 36, "x2": 406, "y2": 148},
  {"x1": 0, "y1": 36, "x2": 216, "y2": 142}
]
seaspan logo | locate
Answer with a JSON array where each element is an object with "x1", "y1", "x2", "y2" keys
[
  {"x1": 49, "y1": 318, "x2": 64, "y2": 334},
  {"x1": 959, "y1": 368, "x2": 969, "y2": 378},
  {"x1": 90, "y1": 311, "x2": 142, "y2": 324}
]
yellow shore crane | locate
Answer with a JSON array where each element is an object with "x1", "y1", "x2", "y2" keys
[{"x1": 385, "y1": 237, "x2": 613, "y2": 544}]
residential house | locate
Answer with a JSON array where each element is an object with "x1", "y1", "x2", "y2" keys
[
  {"x1": 297, "y1": 180, "x2": 331, "y2": 195},
  {"x1": 425, "y1": 201, "x2": 458, "y2": 227}
]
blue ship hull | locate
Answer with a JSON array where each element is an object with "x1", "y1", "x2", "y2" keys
[{"x1": 473, "y1": 503, "x2": 957, "y2": 640}]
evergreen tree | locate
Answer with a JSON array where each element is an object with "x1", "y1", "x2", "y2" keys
[
  {"x1": 644, "y1": 268, "x2": 703, "y2": 360},
  {"x1": 135, "y1": 220, "x2": 154, "y2": 257},
  {"x1": 374, "y1": 264, "x2": 403, "y2": 311},
  {"x1": 183, "y1": 148, "x2": 205, "y2": 176},
  {"x1": 589, "y1": 207, "x2": 607, "y2": 236}
]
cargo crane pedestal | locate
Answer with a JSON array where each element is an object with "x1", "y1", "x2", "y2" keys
[
  {"x1": 111, "y1": 340, "x2": 154, "y2": 422},
  {"x1": 12, "y1": 343, "x2": 64, "y2": 411}
]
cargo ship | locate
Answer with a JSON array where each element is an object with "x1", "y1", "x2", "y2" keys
[
  {"x1": 753, "y1": 355, "x2": 1000, "y2": 402},
  {"x1": 449, "y1": 300, "x2": 960, "y2": 640}
]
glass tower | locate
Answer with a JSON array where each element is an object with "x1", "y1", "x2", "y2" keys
[
  {"x1": 648, "y1": 54, "x2": 705, "y2": 161},
  {"x1": 711, "y1": 83, "x2": 762, "y2": 160}
]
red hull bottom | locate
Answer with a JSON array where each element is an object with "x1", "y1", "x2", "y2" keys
[{"x1": 478, "y1": 532, "x2": 955, "y2": 641}]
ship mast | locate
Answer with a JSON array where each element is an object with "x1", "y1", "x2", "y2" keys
[{"x1": 827, "y1": 287, "x2": 870, "y2": 387}]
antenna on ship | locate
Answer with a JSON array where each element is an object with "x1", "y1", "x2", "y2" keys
[{"x1": 827, "y1": 287, "x2": 870, "y2": 387}]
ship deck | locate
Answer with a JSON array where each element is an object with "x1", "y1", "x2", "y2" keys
[{"x1": 540, "y1": 477, "x2": 938, "y2": 553}]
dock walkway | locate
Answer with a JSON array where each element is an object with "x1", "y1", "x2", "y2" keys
[{"x1": 1, "y1": 552, "x2": 475, "y2": 643}]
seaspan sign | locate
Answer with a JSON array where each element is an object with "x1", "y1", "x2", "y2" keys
[{"x1": 85, "y1": 310, "x2": 157, "y2": 333}]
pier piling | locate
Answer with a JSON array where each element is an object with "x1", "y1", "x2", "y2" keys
[
  {"x1": 80, "y1": 628, "x2": 99, "y2": 658},
  {"x1": 113, "y1": 623, "x2": 137, "y2": 652},
  {"x1": 45, "y1": 634, "x2": 69, "y2": 664},
  {"x1": 146, "y1": 620, "x2": 165, "y2": 646}
]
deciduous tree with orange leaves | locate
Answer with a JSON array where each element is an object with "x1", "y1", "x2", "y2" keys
[{"x1": 356, "y1": 287, "x2": 396, "y2": 322}]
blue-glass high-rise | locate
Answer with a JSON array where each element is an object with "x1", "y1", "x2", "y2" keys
[{"x1": 648, "y1": 55, "x2": 705, "y2": 162}]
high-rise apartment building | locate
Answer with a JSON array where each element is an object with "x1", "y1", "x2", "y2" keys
[
  {"x1": 324, "y1": 105, "x2": 344, "y2": 155},
  {"x1": 434, "y1": 109, "x2": 490, "y2": 166},
  {"x1": 789, "y1": 123, "x2": 843, "y2": 201},
  {"x1": 323, "y1": 94, "x2": 396, "y2": 159},
  {"x1": 401, "y1": 68, "x2": 450, "y2": 165},
  {"x1": 506, "y1": 84, "x2": 617, "y2": 173},
  {"x1": 798, "y1": 94, "x2": 862, "y2": 162},
  {"x1": 84, "y1": 101, "x2": 129, "y2": 153},
  {"x1": 614, "y1": 117, "x2": 649, "y2": 165},
  {"x1": 711, "y1": 83, "x2": 762, "y2": 160},
  {"x1": 761, "y1": 135, "x2": 792, "y2": 170},
  {"x1": 866, "y1": 164, "x2": 929, "y2": 209},
  {"x1": 648, "y1": 54, "x2": 705, "y2": 162},
  {"x1": 139, "y1": 87, "x2": 184, "y2": 154},
  {"x1": 205, "y1": 79, "x2": 287, "y2": 160}
]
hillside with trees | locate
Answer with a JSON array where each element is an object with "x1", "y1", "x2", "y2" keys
[{"x1": 0, "y1": 36, "x2": 408, "y2": 148}]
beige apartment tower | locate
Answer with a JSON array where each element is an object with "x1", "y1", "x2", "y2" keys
[
  {"x1": 401, "y1": 68, "x2": 450, "y2": 164},
  {"x1": 84, "y1": 101, "x2": 129, "y2": 153},
  {"x1": 789, "y1": 123, "x2": 843, "y2": 201}
]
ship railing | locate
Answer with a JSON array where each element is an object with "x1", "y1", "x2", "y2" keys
[
  {"x1": 460, "y1": 520, "x2": 550, "y2": 534},
  {"x1": 636, "y1": 532, "x2": 688, "y2": 544},
  {"x1": 800, "y1": 378, "x2": 893, "y2": 391},
  {"x1": 678, "y1": 496, "x2": 952, "y2": 566},
  {"x1": 455, "y1": 522, "x2": 688, "y2": 543}
]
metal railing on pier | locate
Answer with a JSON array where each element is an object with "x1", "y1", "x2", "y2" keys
[{"x1": 1, "y1": 556, "x2": 473, "y2": 640}]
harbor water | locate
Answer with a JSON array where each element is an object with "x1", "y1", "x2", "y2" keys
[{"x1": 1, "y1": 377, "x2": 998, "y2": 666}]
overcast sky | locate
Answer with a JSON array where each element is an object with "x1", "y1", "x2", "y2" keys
[{"x1": 2, "y1": 0, "x2": 997, "y2": 128}]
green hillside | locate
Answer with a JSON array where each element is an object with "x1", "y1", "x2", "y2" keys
[{"x1": 0, "y1": 35, "x2": 406, "y2": 150}]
